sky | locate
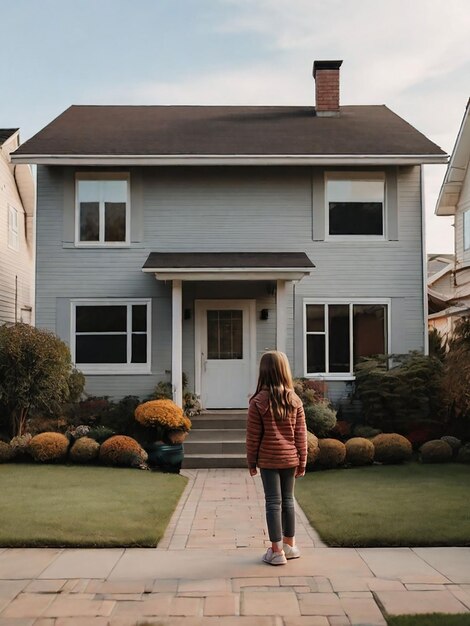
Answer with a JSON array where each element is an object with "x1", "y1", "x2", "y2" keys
[{"x1": 2, "y1": 0, "x2": 469, "y2": 254}]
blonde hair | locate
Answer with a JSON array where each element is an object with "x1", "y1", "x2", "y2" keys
[{"x1": 252, "y1": 351, "x2": 295, "y2": 420}]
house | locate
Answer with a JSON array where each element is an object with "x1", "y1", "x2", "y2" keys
[
  {"x1": 431, "y1": 99, "x2": 470, "y2": 343},
  {"x1": 0, "y1": 129, "x2": 35, "y2": 324},
  {"x1": 11, "y1": 60, "x2": 447, "y2": 410}
]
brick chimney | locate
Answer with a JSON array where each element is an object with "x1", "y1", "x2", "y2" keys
[{"x1": 313, "y1": 60, "x2": 343, "y2": 116}]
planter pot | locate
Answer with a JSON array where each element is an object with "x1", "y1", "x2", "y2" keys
[{"x1": 147, "y1": 442, "x2": 184, "y2": 473}]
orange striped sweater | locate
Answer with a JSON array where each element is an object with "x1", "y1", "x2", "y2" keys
[{"x1": 246, "y1": 389, "x2": 307, "y2": 470}]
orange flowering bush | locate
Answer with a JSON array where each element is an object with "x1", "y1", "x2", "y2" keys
[
  {"x1": 28, "y1": 432, "x2": 69, "y2": 462},
  {"x1": 99, "y1": 435, "x2": 148, "y2": 467},
  {"x1": 134, "y1": 400, "x2": 192, "y2": 432}
]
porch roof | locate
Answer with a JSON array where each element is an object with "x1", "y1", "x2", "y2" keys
[{"x1": 142, "y1": 251, "x2": 315, "y2": 281}]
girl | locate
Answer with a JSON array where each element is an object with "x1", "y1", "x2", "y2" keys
[{"x1": 246, "y1": 351, "x2": 307, "y2": 566}]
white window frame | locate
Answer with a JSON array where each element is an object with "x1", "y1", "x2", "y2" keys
[
  {"x1": 464, "y1": 209, "x2": 470, "y2": 251},
  {"x1": 8, "y1": 205, "x2": 19, "y2": 251},
  {"x1": 325, "y1": 171, "x2": 387, "y2": 241},
  {"x1": 70, "y1": 299, "x2": 151, "y2": 375},
  {"x1": 303, "y1": 298, "x2": 391, "y2": 380},
  {"x1": 74, "y1": 172, "x2": 130, "y2": 247}
]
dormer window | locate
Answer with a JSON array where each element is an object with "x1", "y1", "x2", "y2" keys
[
  {"x1": 326, "y1": 172, "x2": 385, "y2": 239},
  {"x1": 75, "y1": 173, "x2": 129, "y2": 246}
]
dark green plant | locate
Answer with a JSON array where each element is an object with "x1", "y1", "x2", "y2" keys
[
  {"x1": 304, "y1": 401, "x2": 337, "y2": 437},
  {"x1": 99, "y1": 395, "x2": 141, "y2": 433},
  {"x1": 0, "y1": 323, "x2": 85, "y2": 437},
  {"x1": 442, "y1": 316, "x2": 470, "y2": 427},
  {"x1": 87, "y1": 425, "x2": 116, "y2": 444},
  {"x1": 428, "y1": 327, "x2": 447, "y2": 362},
  {"x1": 354, "y1": 351, "x2": 445, "y2": 433}
]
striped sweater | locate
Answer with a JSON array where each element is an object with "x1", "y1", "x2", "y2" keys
[{"x1": 246, "y1": 389, "x2": 307, "y2": 470}]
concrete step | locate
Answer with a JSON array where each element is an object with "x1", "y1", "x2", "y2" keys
[
  {"x1": 190, "y1": 415, "x2": 246, "y2": 430},
  {"x1": 187, "y1": 428, "x2": 246, "y2": 442},
  {"x1": 184, "y1": 440, "x2": 246, "y2": 455},
  {"x1": 182, "y1": 453, "x2": 247, "y2": 469}
]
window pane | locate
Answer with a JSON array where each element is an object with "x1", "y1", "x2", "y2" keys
[
  {"x1": 132, "y1": 305, "x2": 147, "y2": 331},
  {"x1": 76, "y1": 305, "x2": 127, "y2": 332},
  {"x1": 328, "y1": 179, "x2": 384, "y2": 203},
  {"x1": 78, "y1": 180, "x2": 100, "y2": 202},
  {"x1": 353, "y1": 304, "x2": 386, "y2": 365},
  {"x1": 80, "y1": 202, "x2": 99, "y2": 241},
  {"x1": 329, "y1": 305, "x2": 350, "y2": 372},
  {"x1": 76, "y1": 335, "x2": 127, "y2": 363},
  {"x1": 306, "y1": 304, "x2": 324, "y2": 332},
  {"x1": 105, "y1": 202, "x2": 126, "y2": 241},
  {"x1": 465, "y1": 210, "x2": 470, "y2": 251},
  {"x1": 207, "y1": 310, "x2": 243, "y2": 359},
  {"x1": 307, "y1": 334, "x2": 325, "y2": 373},
  {"x1": 132, "y1": 334, "x2": 147, "y2": 363},
  {"x1": 329, "y1": 202, "x2": 383, "y2": 235},
  {"x1": 102, "y1": 180, "x2": 127, "y2": 202}
]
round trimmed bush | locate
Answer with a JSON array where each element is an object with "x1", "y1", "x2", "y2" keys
[
  {"x1": 304, "y1": 401, "x2": 337, "y2": 437},
  {"x1": 306, "y1": 431, "x2": 320, "y2": 467},
  {"x1": 317, "y1": 438, "x2": 346, "y2": 469},
  {"x1": 419, "y1": 439, "x2": 453, "y2": 463},
  {"x1": 28, "y1": 432, "x2": 69, "y2": 463},
  {"x1": 0, "y1": 441, "x2": 14, "y2": 463},
  {"x1": 371, "y1": 433, "x2": 412, "y2": 464},
  {"x1": 441, "y1": 436, "x2": 461, "y2": 457},
  {"x1": 457, "y1": 443, "x2": 470, "y2": 464},
  {"x1": 134, "y1": 399, "x2": 191, "y2": 432},
  {"x1": 99, "y1": 435, "x2": 148, "y2": 467},
  {"x1": 9, "y1": 433, "x2": 32, "y2": 459},
  {"x1": 345, "y1": 437, "x2": 375, "y2": 466},
  {"x1": 70, "y1": 437, "x2": 100, "y2": 464}
]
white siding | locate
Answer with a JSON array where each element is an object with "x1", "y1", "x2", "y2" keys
[{"x1": 0, "y1": 134, "x2": 34, "y2": 323}]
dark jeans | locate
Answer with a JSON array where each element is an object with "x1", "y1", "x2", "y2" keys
[{"x1": 260, "y1": 467, "x2": 296, "y2": 543}]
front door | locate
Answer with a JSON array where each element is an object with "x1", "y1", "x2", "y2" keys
[{"x1": 195, "y1": 300, "x2": 255, "y2": 409}]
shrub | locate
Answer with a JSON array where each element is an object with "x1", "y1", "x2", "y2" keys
[
  {"x1": 419, "y1": 439, "x2": 453, "y2": 463},
  {"x1": 457, "y1": 443, "x2": 470, "y2": 464},
  {"x1": 354, "y1": 351, "x2": 445, "y2": 433},
  {"x1": 9, "y1": 433, "x2": 32, "y2": 459},
  {"x1": 150, "y1": 381, "x2": 172, "y2": 400},
  {"x1": 442, "y1": 317, "x2": 470, "y2": 425},
  {"x1": 99, "y1": 395, "x2": 141, "y2": 434},
  {"x1": 66, "y1": 424, "x2": 91, "y2": 440},
  {"x1": 306, "y1": 431, "x2": 319, "y2": 467},
  {"x1": 67, "y1": 397, "x2": 112, "y2": 426},
  {"x1": 441, "y1": 435, "x2": 462, "y2": 456},
  {"x1": 99, "y1": 435, "x2": 148, "y2": 468},
  {"x1": 0, "y1": 441, "x2": 13, "y2": 463},
  {"x1": 304, "y1": 401, "x2": 337, "y2": 437},
  {"x1": 345, "y1": 437, "x2": 375, "y2": 466},
  {"x1": 406, "y1": 423, "x2": 444, "y2": 449},
  {"x1": 70, "y1": 437, "x2": 100, "y2": 463},
  {"x1": 293, "y1": 378, "x2": 327, "y2": 405},
  {"x1": 331, "y1": 420, "x2": 352, "y2": 439},
  {"x1": 371, "y1": 433, "x2": 412, "y2": 464},
  {"x1": 0, "y1": 323, "x2": 85, "y2": 437},
  {"x1": 353, "y1": 424, "x2": 382, "y2": 439},
  {"x1": 27, "y1": 414, "x2": 68, "y2": 435},
  {"x1": 134, "y1": 400, "x2": 191, "y2": 432},
  {"x1": 87, "y1": 425, "x2": 116, "y2": 444},
  {"x1": 28, "y1": 432, "x2": 69, "y2": 463},
  {"x1": 317, "y1": 438, "x2": 346, "y2": 469}
]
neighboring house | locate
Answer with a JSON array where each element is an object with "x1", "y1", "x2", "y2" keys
[
  {"x1": 11, "y1": 60, "x2": 447, "y2": 409},
  {"x1": 431, "y1": 99, "x2": 470, "y2": 342},
  {"x1": 0, "y1": 129, "x2": 35, "y2": 324}
]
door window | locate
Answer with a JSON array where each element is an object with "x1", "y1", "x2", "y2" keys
[{"x1": 207, "y1": 310, "x2": 243, "y2": 359}]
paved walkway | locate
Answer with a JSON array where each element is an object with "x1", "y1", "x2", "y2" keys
[{"x1": 1, "y1": 469, "x2": 470, "y2": 625}]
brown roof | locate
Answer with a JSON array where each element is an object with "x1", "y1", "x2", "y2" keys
[
  {"x1": 0, "y1": 129, "x2": 18, "y2": 145},
  {"x1": 143, "y1": 252, "x2": 315, "y2": 270},
  {"x1": 14, "y1": 105, "x2": 445, "y2": 157}
]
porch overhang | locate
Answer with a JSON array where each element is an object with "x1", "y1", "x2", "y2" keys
[{"x1": 142, "y1": 252, "x2": 315, "y2": 281}]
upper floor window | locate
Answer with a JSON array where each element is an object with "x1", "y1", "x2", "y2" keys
[
  {"x1": 75, "y1": 174, "x2": 129, "y2": 246},
  {"x1": 304, "y1": 300, "x2": 389, "y2": 377},
  {"x1": 326, "y1": 172, "x2": 385, "y2": 239},
  {"x1": 464, "y1": 209, "x2": 470, "y2": 251},
  {"x1": 8, "y1": 205, "x2": 19, "y2": 251}
]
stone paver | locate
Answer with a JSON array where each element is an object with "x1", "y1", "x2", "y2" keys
[{"x1": 1, "y1": 468, "x2": 469, "y2": 625}]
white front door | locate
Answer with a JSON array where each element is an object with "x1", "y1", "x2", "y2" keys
[{"x1": 195, "y1": 299, "x2": 256, "y2": 409}]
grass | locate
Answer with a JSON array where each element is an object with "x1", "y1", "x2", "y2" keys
[
  {"x1": 387, "y1": 614, "x2": 470, "y2": 626},
  {"x1": 0, "y1": 464, "x2": 187, "y2": 547},
  {"x1": 295, "y1": 462, "x2": 470, "y2": 547}
]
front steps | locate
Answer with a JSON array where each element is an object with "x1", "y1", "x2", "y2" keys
[{"x1": 182, "y1": 411, "x2": 247, "y2": 468}]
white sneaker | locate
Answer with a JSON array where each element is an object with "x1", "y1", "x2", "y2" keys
[
  {"x1": 262, "y1": 547, "x2": 287, "y2": 566},
  {"x1": 283, "y1": 543, "x2": 301, "y2": 559}
]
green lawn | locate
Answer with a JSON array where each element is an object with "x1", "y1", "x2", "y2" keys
[
  {"x1": 387, "y1": 615, "x2": 470, "y2": 626},
  {"x1": 0, "y1": 464, "x2": 187, "y2": 547},
  {"x1": 295, "y1": 462, "x2": 470, "y2": 547}
]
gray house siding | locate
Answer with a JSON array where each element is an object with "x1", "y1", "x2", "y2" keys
[{"x1": 35, "y1": 164, "x2": 425, "y2": 403}]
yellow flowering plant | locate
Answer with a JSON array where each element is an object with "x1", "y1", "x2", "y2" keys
[{"x1": 134, "y1": 399, "x2": 192, "y2": 432}]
